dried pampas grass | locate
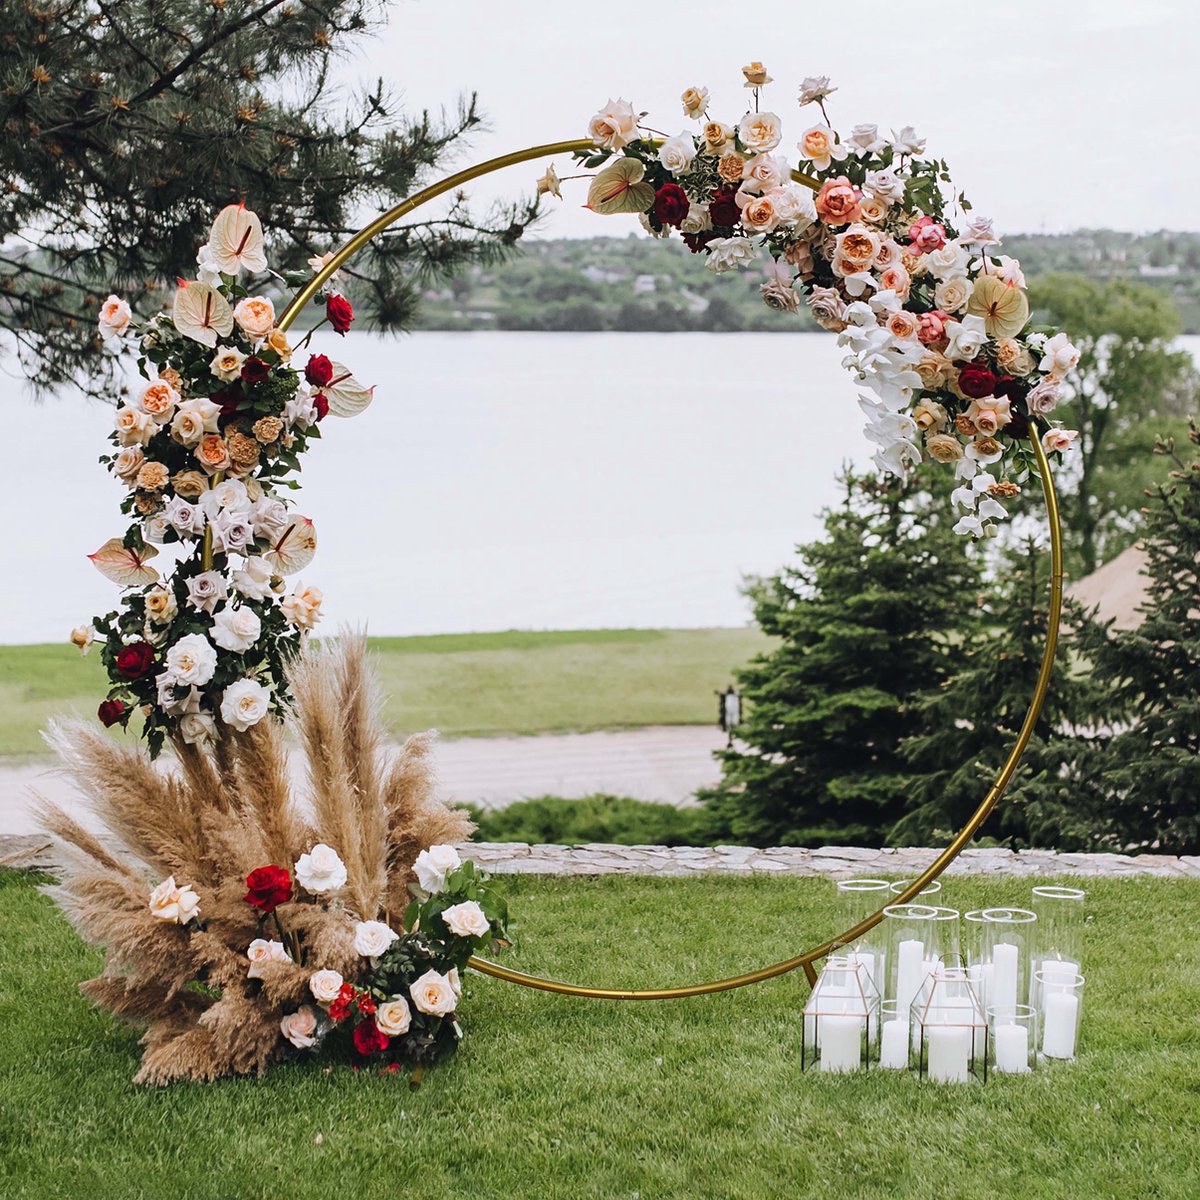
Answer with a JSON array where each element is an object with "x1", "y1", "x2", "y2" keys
[{"x1": 39, "y1": 635, "x2": 472, "y2": 1085}]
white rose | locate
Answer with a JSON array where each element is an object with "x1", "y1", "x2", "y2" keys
[
  {"x1": 740, "y1": 153, "x2": 788, "y2": 194},
  {"x1": 769, "y1": 186, "x2": 816, "y2": 232},
  {"x1": 657, "y1": 132, "x2": 696, "y2": 175},
  {"x1": 588, "y1": 98, "x2": 638, "y2": 150},
  {"x1": 178, "y1": 711, "x2": 217, "y2": 746},
  {"x1": 1026, "y1": 376, "x2": 1063, "y2": 416},
  {"x1": 679, "y1": 204, "x2": 712, "y2": 235},
  {"x1": 308, "y1": 969, "x2": 344, "y2": 1005},
  {"x1": 1039, "y1": 332, "x2": 1081, "y2": 378},
  {"x1": 944, "y1": 315, "x2": 990, "y2": 361},
  {"x1": 185, "y1": 570, "x2": 227, "y2": 614},
  {"x1": 171, "y1": 398, "x2": 221, "y2": 446},
  {"x1": 375, "y1": 997, "x2": 413, "y2": 1037},
  {"x1": 142, "y1": 513, "x2": 170, "y2": 545},
  {"x1": 409, "y1": 969, "x2": 458, "y2": 1017},
  {"x1": 210, "y1": 478, "x2": 249, "y2": 510},
  {"x1": 210, "y1": 603, "x2": 262, "y2": 653},
  {"x1": 163, "y1": 495, "x2": 205, "y2": 537},
  {"x1": 737, "y1": 111, "x2": 782, "y2": 154},
  {"x1": 247, "y1": 937, "x2": 291, "y2": 979},
  {"x1": 211, "y1": 510, "x2": 255, "y2": 556},
  {"x1": 441, "y1": 900, "x2": 490, "y2": 939},
  {"x1": 934, "y1": 275, "x2": 971, "y2": 314},
  {"x1": 798, "y1": 75, "x2": 836, "y2": 106},
  {"x1": 156, "y1": 671, "x2": 201, "y2": 715},
  {"x1": 864, "y1": 168, "x2": 906, "y2": 204},
  {"x1": 98, "y1": 294, "x2": 132, "y2": 342},
  {"x1": 294, "y1": 843, "x2": 348, "y2": 894},
  {"x1": 447, "y1": 967, "x2": 462, "y2": 997},
  {"x1": 354, "y1": 919, "x2": 399, "y2": 958},
  {"x1": 232, "y1": 556, "x2": 275, "y2": 601},
  {"x1": 704, "y1": 236, "x2": 757, "y2": 274},
  {"x1": 280, "y1": 1006, "x2": 318, "y2": 1049},
  {"x1": 220, "y1": 677, "x2": 271, "y2": 731},
  {"x1": 413, "y1": 844, "x2": 462, "y2": 893},
  {"x1": 114, "y1": 405, "x2": 156, "y2": 447},
  {"x1": 924, "y1": 242, "x2": 969, "y2": 280},
  {"x1": 847, "y1": 123, "x2": 886, "y2": 157},
  {"x1": 209, "y1": 345, "x2": 246, "y2": 382},
  {"x1": 165, "y1": 633, "x2": 218, "y2": 686},
  {"x1": 249, "y1": 496, "x2": 288, "y2": 538},
  {"x1": 149, "y1": 875, "x2": 200, "y2": 924}
]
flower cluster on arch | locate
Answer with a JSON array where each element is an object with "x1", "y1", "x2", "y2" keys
[
  {"x1": 568, "y1": 68, "x2": 1080, "y2": 536},
  {"x1": 77, "y1": 206, "x2": 373, "y2": 753}
]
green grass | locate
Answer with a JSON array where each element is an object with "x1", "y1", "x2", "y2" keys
[
  {"x1": 2, "y1": 869, "x2": 1197, "y2": 1200},
  {"x1": 0, "y1": 627, "x2": 768, "y2": 756}
]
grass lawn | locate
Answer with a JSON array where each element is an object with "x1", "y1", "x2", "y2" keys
[
  {"x1": 0, "y1": 627, "x2": 769, "y2": 756},
  {"x1": 1, "y1": 869, "x2": 1197, "y2": 1200}
]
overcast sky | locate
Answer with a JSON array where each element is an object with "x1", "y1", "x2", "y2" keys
[{"x1": 333, "y1": 0, "x2": 1200, "y2": 240}]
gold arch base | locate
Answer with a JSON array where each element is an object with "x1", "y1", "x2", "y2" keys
[{"x1": 277, "y1": 141, "x2": 1065, "y2": 999}]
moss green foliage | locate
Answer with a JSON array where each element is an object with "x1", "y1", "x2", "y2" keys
[
  {"x1": 1, "y1": 868, "x2": 1197, "y2": 1199},
  {"x1": 0, "y1": 627, "x2": 768, "y2": 756},
  {"x1": 468, "y1": 794, "x2": 709, "y2": 847}
]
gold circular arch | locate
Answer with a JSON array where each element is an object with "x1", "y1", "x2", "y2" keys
[{"x1": 276, "y1": 140, "x2": 1065, "y2": 999}]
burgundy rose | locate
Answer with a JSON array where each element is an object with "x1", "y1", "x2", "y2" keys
[
  {"x1": 325, "y1": 293, "x2": 354, "y2": 335},
  {"x1": 653, "y1": 182, "x2": 689, "y2": 229},
  {"x1": 115, "y1": 641, "x2": 155, "y2": 680},
  {"x1": 213, "y1": 385, "x2": 243, "y2": 420},
  {"x1": 1006, "y1": 409, "x2": 1031, "y2": 440},
  {"x1": 312, "y1": 392, "x2": 329, "y2": 422},
  {"x1": 304, "y1": 354, "x2": 334, "y2": 387},
  {"x1": 244, "y1": 864, "x2": 293, "y2": 914},
  {"x1": 708, "y1": 188, "x2": 740, "y2": 229},
  {"x1": 353, "y1": 1020, "x2": 390, "y2": 1057},
  {"x1": 682, "y1": 231, "x2": 716, "y2": 254},
  {"x1": 958, "y1": 363, "x2": 997, "y2": 399},
  {"x1": 98, "y1": 699, "x2": 127, "y2": 727},
  {"x1": 993, "y1": 374, "x2": 1028, "y2": 403},
  {"x1": 240, "y1": 356, "x2": 270, "y2": 385}
]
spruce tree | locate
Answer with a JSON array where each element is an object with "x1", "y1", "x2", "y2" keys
[
  {"x1": 1073, "y1": 423, "x2": 1200, "y2": 854},
  {"x1": 1, "y1": 1, "x2": 538, "y2": 397},
  {"x1": 699, "y1": 472, "x2": 982, "y2": 847}
]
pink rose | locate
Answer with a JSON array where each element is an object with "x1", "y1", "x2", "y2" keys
[
  {"x1": 908, "y1": 216, "x2": 947, "y2": 254},
  {"x1": 917, "y1": 311, "x2": 950, "y2": 347},
  {"x1": 1042, "y1": 428, "x2": 1079, "y2": 454},
  {"x1": 814, "y1": 176, "x2": 862, "y2": 227},
  {"x1": 1026, "y1": 376, "x2": 1062, "y2": 416}
]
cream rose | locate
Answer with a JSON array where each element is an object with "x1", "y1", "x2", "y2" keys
[
  {"x1": 913, "y1": 400, "x2": 949, "y2": 433},
  {"x1": 309, "y1": 969, "x2": 344, "y2": 1005},
  {"x1": 233, "y1": 295, "x2": 276, "y2": 340},
  {"x1": 1026, "y1": 376, "x2": 1062, "y2": 416},
  {"x1": 797, "y1": 124, "x2": 846, "y2": 171},
  {"x1": 113, "y1": 446, "x2": 145, "y2": 485},
  {"x1": 98, "y1": 294, "x2": 132, "y2": 341},
  {"x1": 703, "y1": 121, "x2": 734, "y2": 154},
  {"x1": 144, "y1": 586, "x2": 178, "y2": 625},
  {"x1": 409, "y1": 969, "x2": 458, "y2": 1017},
  {"x1": 705, "y1": 236, "x2": 757, "y2": 273},
  {"x1": 171, "y1": 398, "x2": 220, "y2": 447},
  {"x1": 588, "y1": 98, "x2": 637, "y2": 150},
  {"x1": 414, "y1": 844, "x2": 462, "y2": 893},
  {"x1": 295, "y1": 843, "x2": 347, "y2": 894},
  {"x1": 209, "y1": 345, "x2": 246, "y2": 382},
  {"x1": 375, "y1": 997, "x2": 413, "y2": 1037},
  {"x1": 1042, "y1": 427, "x2": 1079, "y2": 454},
  {"x1": 354, "y1": 919, "x2": 399, "y2": 958},
  {"x1": 165, "y1": 633, "x2": 217, "y2": 686},
  {"x1": 738, "y1": 111, "x2": 783, "y2": 154},
  {"x1": 220, "y1": 677, "x2": 270, "y2": 731},
  {"x1": 280, "y1": 1006, "x2": 318, "y2": 1049},
  {"x1": 934, "y1": 275, "x2": 970, "y2": 314},
  {"x1": 210, "y1": 603, "x2": 262, "y2": 653},
  {"x1": 70, "y1": 625, "x2": 93, "y2": 655},
  {"x1": 178, "y1": 712, "x2": 216, "y2": 745},
  {"x1": 247, "y1": 937, "x2": 291, "y2": 979},
  {"x1": 115, "y1": 405, "x2": 155, "y2": 447},
  {"x1": 926, "y1": 433, "x2": 965, "y2": 463},
  {"x1": 281, "y1": 583, "x2": 323, "y2": 630},
  {"x1": 441, "y1": 900, "x2": 490, "y2": 939},
  {"x1": 657, "y1": 132, "x2": 696, "y2": 175},
  {"x1": 149, "y1": 875, "x2": 201, "y2": 924},
  {"x1": 680, "y1": 86, "x2": 709, "y2": 120},
  {"x1": 740, "y1": 152, "x2": 787, "y2": 193}
]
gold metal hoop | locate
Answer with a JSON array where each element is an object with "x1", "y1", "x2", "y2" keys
[{"x1": 277, "y1": 140, "x2": 1065, "y2": 1000}]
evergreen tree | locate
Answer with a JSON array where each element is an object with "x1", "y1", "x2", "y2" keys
[
  {"x1": 1, "y1": 1, "x2": 538, "y2": 397},
  {"x1": 897, "y1": 538, "x2": 1109, "y2": 849},
  {"x1": 1073, "y1": 423, "x2": 1200, "y2": 854},
  {"x1": 699, "y1": 472, "x2": 982, "y2": 847}
]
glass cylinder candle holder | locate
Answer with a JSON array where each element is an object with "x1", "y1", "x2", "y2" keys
[
  {"x1": 1036, "y1": 970, "x2": 1084, "y2": 1061},
  {"x1": 877, "y1": 999, "x2": 911, "y2": 1070},
  {"x1": 882, "y1": 904, "x2": 938, "y2": 1015},
  {"x1": 801, "y1": 956, "x2": 880, "y2": 1073},
  {"x1": 981, "y1": 907, "x2": 1038, "y2": 1019},
  {"x1": 834, "y1": 878, "x2": 891, "y2": 991},
  {"x1": 913, "y1": 965, "x2": 987, "y2": 1084},
  {"x1": 888, "y1": 878, "x2": 943, "y2": 899},
  {"x1": 963, "y1": 910, "x2": 988, "y2": 1007},
  {"x1": 988, "y1": 1004, "x2": 1037, "y2": 1074},
  {"x1": 1030, "y1": 885, "x2": 1085, "y2": 982}
]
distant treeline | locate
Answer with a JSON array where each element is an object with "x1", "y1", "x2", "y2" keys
[{"x1": 412, "y1": 230, "x2": 1200, "y2": 334}]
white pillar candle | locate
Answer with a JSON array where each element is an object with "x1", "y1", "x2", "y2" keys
[
  {"x1": 993, "y1": 1023, "x2": 1030, "y2": 1073},
  {"x1": 894, "y1": 939, "x2": 925, "y2": 1012},
  {"x1": 1041, "y1": 958, "x2": 1080, "y2": 988},
  {"x1": 911, "y1": 961, "x2": 938, "y2": 1050},
  {"x1": 879, "y1": 1018, "x2": 909, "y2": 1069},
  {"x1": 991, "y1": 942, "x2": 1020, "y2": 1019},
  {"x1": 1042, "y1": 992, "x2": 1079, "y2": 1059},
  {"x1": 926, "y1": 1025, "x2": 971, "y2": 1083},
  {"x1": 819, "y1": 1015, "x2": 863, "y2": 1073}
]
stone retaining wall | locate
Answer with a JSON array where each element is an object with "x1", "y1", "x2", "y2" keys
[{"x1": 4, "y1": 834, "x2": 1196, "y2": 878}]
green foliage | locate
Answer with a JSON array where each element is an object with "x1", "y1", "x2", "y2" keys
[
  {"x1": 700, "y1": 472, "x2": 982, "y2": 847},
  {"x1": 468, "y1": 795, "x2": 710, "y2": 847},
  {"x1": 0, "y1": 1, "x2": 539, "y2": 397},
  {"x1": 1026, "y1": 274, "x2": 1198, "y2": 575}
]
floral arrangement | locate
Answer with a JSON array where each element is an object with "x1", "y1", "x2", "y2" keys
[
  {"x1": 571, "y1": 67, "x2": 1080, "y2": 536},
  {"x1": 76, "y1": 204, "x2": 372, "y2": 754},
  {"x1": 41, "y1": 637, "x2": 503, "y2": 1085}
]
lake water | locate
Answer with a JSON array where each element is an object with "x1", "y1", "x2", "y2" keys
[{"x1": 6, "y1": 332, "x2": 1197, "y2": 644}]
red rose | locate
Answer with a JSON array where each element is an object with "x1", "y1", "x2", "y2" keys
[
  {"x1": 312, "y1": 392, "x2": 329, "y2": 422},
  {"x1": 653, "y1": 182, "x2": 689, "y2": 229},
  {"x1": 240, "y1": 356, "x2": 270, "y2": 384},
  {"x1": 958, "y1": 363, "x2": 998, "y2": 399},
  {"x1": 98, "y1": 699, "x2": 127, "y2": 727},
  {"x1": 325, "y1": 293, "x2": 354, "y2": 335},
  {"x1": 243, "y1": 864, "x2": 293, "y2": 914},
  {"x1": 304, "y1": 354, "x2": 334, "y2": 387},
  {"x1": 213, "y1": 386, "x2": 243, "y2": 420},
  {"x1": 708, "y1": 188, "x2": 740, "y2": 229},
  {"x1": 353, "y1": 1020, "x2": 390, "y2": 1057},
  {"x1": 115, "y1": 641, "x2": 155, "y2": 680},
  {"x1": 994, "y1": 374, "x2": 1028, "y2": 403},
  {"x1": 681, "y1": 231, "x2": 716, "y2": 254}
]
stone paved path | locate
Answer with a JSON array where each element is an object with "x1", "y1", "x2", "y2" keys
[{"x1": 0, "y1": 725, "x2": 726, "y2": 837}]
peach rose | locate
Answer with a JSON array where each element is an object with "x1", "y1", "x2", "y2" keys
[
  {"x1": 113, "y1": 446, "x2": 145, "y2": 485},
  {"x1": 814, "y1": 176, "x2": 861, "y2": 227},
  {"x1": 915, "y1": 352, "x2": 955, "y2": 390},
  {"x1": 137, "y1": 380, "x2": 179, "y2": 423},
  {"x1": 703, "y1": 122, "x2": 733, "y2": 153},
  {"x1": 739, "y1": 194, "x2": 781, "y2": 234},
  {"x1": 878, "y1": 263, "x2": 912, "y2": 301},
  {"x1": 834, "y1": 226, "x2": 880, "y2": 269},
  {"x1": 886, "y1": 310, "x2": 920, "y2": 341},
  {"x1": 172, "y1": 469, "x2": 208, "y2": 499},
  {"x1": 1042, "y1": 428, "x2": 1078, "y2": 454},
  {"x1": 926, "y1": 433, "x2": 965, "y2": 463},
  {"x1": 588, "y1": 98, "x2": 638, "y2": 150},
  {"x1": 267, "y1": 329, "x2": 291, "y2": 361},
  {"x1": 98, "y1": 294, "x2": 132, "y2": 341},
  {"x1": 798, "y1": 125, "x2": 845, "y2": 171},
  {"x1": 135, "y1": 461, "x2": 170, "y2": 491},
  {"x1": 995, "y1": 338, "x2": 1035, "y2": 375},
  {"x1": 195, "y1": 433, "x2": 231, "y2": 473},
  {"x1": 717, "y1": 154, "x2": 745, "y2": 184},
  {"x1": 115, "y1": 405, "x2": 155, "y2": 447},
  {"x1": 232, "y1": 295, "x2": 275, "y2": 340}
]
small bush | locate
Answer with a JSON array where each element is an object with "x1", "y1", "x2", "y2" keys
[{"x1": 467, "y1": 795, "x2": 711, "y2": 847}]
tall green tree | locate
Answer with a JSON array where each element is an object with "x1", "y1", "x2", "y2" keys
[
  {"x1": 1, "y1": 1, "x2": 537, "y2": 396},
  {"x1": 1027, "y1": 275, "x2": 1197, "y2": 576},
  {"x1": 699, "y1": 472, "x2": 982, "y2": 847},
  {"x1": 1072, "y1": 423, "x2": 1200, "y2": 854}
]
